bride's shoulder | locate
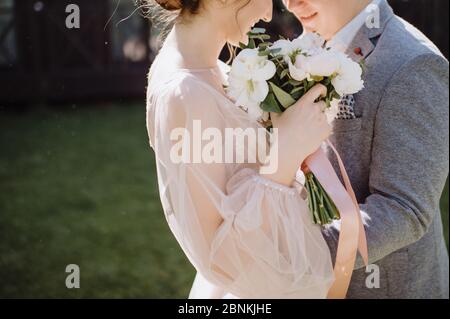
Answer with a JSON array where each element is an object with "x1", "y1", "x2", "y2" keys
[
  {"x1": 148, "y1": 71, "x2": 219, "y2": 116},
  {"x1": 157, "y1": 73, "x2": 212, "y2": 100}
]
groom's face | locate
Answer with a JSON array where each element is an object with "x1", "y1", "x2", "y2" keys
[{"x1": 283, "y1": 0, "x2": 353, "y2": 40}]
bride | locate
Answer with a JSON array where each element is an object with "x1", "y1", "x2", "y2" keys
[{"x1": 146, "y1": 0, "x2": 334, "y2": 299}]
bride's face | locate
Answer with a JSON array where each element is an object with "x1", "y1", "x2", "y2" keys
[{"x1": 220, "y1": 0, "x2": 273, "y2": 46}]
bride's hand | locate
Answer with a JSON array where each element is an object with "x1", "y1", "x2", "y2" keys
[
  {"x1": 262, "y1": 84, "x2": 332, "y2": 186},
  {"x1": 272, "y1": 84, "x2": 332, "y2": 160}
]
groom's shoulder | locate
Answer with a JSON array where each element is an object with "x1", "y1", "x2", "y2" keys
[
  {"x1": 370, "y1": 14, "x2": 449, "y2": 86},
  {"x1": 381, "y1": 15, "x2": 447, "y2": 63}
]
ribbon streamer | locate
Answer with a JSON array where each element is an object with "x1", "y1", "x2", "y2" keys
[{"x1": 304, "y1": 139, "x2": 368, "y2": 299}]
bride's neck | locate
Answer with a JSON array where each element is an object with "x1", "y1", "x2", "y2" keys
[{"x1": 165, "y1": 17, "x2": 226, "y2": 69}]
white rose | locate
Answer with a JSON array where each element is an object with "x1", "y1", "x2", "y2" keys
[
  {"x1": 332, "y1": 53, "x2": 365, "y2": 96},
  {"x1": 227, "y1": 49, "x2": 277, "y2": 120}
]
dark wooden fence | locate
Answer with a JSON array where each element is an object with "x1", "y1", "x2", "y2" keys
[
  {"x1": 390, "y1": 0, "x2": 449, "y2": 59},
  {"x1": 0, "y1": 0, "x2": 151, "y2": 104},
  {"x1": 0, "y1": 0, "x2": 448, "y2": 105}
]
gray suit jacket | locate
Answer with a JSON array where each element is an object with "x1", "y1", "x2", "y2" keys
[{"x1": 322, "y1": 0, "x2": 449, "y2": 299}]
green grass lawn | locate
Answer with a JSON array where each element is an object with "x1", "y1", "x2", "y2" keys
[
  {"x1": 0, "y1": 103, "x2": 194, "y2": 298},
  {"x1": 0, "y1": 103, "x2": 448, "y2": 298}
]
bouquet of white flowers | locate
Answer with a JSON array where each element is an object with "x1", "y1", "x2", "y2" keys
[{"x1": 227, "y1": 28, "x2": 365, "y2": 225}]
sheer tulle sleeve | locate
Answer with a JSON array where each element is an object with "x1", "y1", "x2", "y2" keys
[{"x1": 147, "y1": 75, "x2": 334, "y2": 299}]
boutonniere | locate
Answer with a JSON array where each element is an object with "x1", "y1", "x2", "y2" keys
[{"x1": 354, "y1": 47, "x2": 363, "y2": 56}]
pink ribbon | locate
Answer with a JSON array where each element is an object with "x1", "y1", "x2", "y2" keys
[{"x1": 304, "y1": 139, "x2": 368, "y2": 299}]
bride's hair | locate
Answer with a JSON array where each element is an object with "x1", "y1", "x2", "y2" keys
[
  {"x1": 141, "y1": 0, "x2": 201, "y2": 21},
  {"x1": 141, "y1": 0, "x2": 250, "y2": 29},
  {"x1": 152, "y1": 0, "x2": 201, "y2": 13},
  {"x1": 140, "y1": 0, "x2": 202, "y2": 39}
]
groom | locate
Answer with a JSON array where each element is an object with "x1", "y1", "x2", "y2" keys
[{"x1": 284, "y1": 0, "x2": 449, "y2": 298}]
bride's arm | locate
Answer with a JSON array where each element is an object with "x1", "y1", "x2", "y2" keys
[{"x1": 152, "y1": 79, "x2": 333, "y2": 298}]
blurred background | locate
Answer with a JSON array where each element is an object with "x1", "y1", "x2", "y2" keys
[{"x1": 0, "y1": 0, "x2": 448, "y2": 298}]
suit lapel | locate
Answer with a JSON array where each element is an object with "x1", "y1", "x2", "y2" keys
[
  {"x1": 345, "y1": 0, "x2": 395, "y2": 62},
  {"x1": 346, "y1": 28, "x2": 375, "y2": 62}
]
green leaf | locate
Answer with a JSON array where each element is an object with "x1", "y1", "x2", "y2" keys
[
  {"x1": 281, "y1": 81, "x2": 291, "y2": 89},
  {"x1": 290, "y1": 86, "x2": 304, "y2": 95},
  {"x1": 288, "y1": 79, "x2": 302, "y2": 86},
  {"x1": 239, "y1": 42, "x2": 247, "y2": 50},
  {"x1": 306, "y1": 80, "x2": 316, "y2": 91},
  {"x1": 269, "y1": 48, "x2": 282, "y2": 55},
  {"x1": 269, "y1": 82, "x2": 296, "y2": 109},
  {"x1": 248, "y1": 38, "x2": 256, "y2": 49},
  {"x1": 261, "y1": 93, "x2": 283, "y2": 113},
  {"x1": 270, "y1": 55, "x2": 285, "y2": 62},
  {"x1": 280, "y1": 69, "x2": 289, "y2": 80},
  {"x1": 258, "y1": 50, "x2": 270, "y2": 57},
  {"x1": 249, "y1": 34, "x2": 271, "y2": 41},
  {"x1": 291, "y1": 91, "x2": 303, "y2": 101},
  {"x1": 322, "y1": 77, "x2": 331, "y2": 86},
  {"x1": 331, "y1": 90, "x2": 341, "y2": 100},
  {"x1": 250, "y1": 27, "x2": 266, "y2": 34}
]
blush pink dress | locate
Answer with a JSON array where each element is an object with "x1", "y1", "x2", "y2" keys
[{"x1": 146, "y1": 48, "x2": 334, "y2": 299}]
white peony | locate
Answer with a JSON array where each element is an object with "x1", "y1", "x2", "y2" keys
[
  {"x1": 292, "y1": 32, "x2": 326, "y2": 54},
  {"x1": 288, "y1": 54, "x2": 309, "y2": 81},
  {"x1": 289, "y1": 48, "x2": 340, "y2": 82},
  {"x1": 332, "y1": 52, "x2": 365, "y2": 96},
  {"x1": 227, "y1": 49, "x2": 277, "y2": 120},
  {"x1": 270, "y1": 39, "x2": 294, "y2": 63},
  {"x1": 305, "y1": 49, "x2": 340, "y2": 78}
]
